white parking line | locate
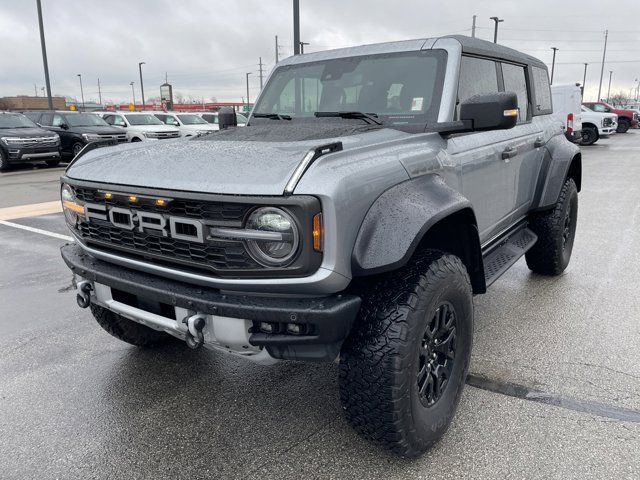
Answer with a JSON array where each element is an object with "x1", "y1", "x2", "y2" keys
[{"x1": 0, "y1": 219, "x2": 73, "y2": 242}]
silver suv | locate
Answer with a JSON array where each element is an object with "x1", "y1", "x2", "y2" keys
[{"x1": 60, "y1": 35, "x2": 581, "y2": 457}]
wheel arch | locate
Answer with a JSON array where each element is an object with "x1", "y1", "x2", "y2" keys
[
  {"x1": 351, "y1": 174, "x2": 486, "y2": 294},
  {"x1": 532, "y1": 134, "x2": 581, "y2": 209}
]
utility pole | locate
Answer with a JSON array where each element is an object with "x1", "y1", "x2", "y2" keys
[
  {"x1": 275, "y1": 35, "x2": 279, "y2": 63},
  {"x1": 606, "y1": 70, "x2": 613, "y2": 103},
  {"x1": 490, "y1": 16, "x2": 503, "y2": 43},
  {"x1": 36, "y1": 0, "x2": 53, "y2": 109},
  {"x1": 245, "y1": 72, "x2": 252, "y2": 109},
  {"x1": 77, "y1": 74, "x2": 85, "y2": 111},
  {"x1": 293, "y1": 0, "x2": 300, "y2": 55},
  {"x1": 97, "y1": 78, "x2": 102, "y2": 106},
  {"x1": 258, "y1": 57, "x2": 264, "y2": 89},
  {"x1": 34, "y1": 84, "x2": 38, "y2": 96},
  {"x1": 299, "y1": 41, "x2": 310, "y2": 54},
  {"x1": 597, "y1": 29, "x2": 608, "y2": 101},
  {"x1": 550, "y1": 47, "x2": 559, "y2": 85},
  {"x1": 582, "y1": 63, "x2": 588, "y2": 98},
  {"x1": 471, "y1": 15, "x2": 477, "y2": 38},
  {"x1": 130, "y1": 81, "x2": 136, "y2": 108},
  {"x1": 138, "y1": 62, "x2": 146, "y2": 109}
]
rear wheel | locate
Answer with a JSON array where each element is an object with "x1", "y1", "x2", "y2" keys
[
  {"x1": 581, "y1": 126, "x2": 598, "y2": 145},
  {"x1": 525, "y1": 178, "x2": 578, "y2": 275},
  {"x1": 617, "y1": 118, "x2": 630, "y2": 133},
  {"x1": 339, "y1": 251, "x2": 473, "y2": 457},
  {"x1": 90, "y1": 304, "x2": 175, "y2": 347}
]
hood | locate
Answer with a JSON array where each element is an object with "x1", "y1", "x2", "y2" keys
[
  {"x1": 129, "y1": 124, "x2": 179, "y2": 132},
  {"x1": 67, "y1": 126, "x2": 125, "y2": 135},
  {"x1": 0, "y1": 127, "x2": 57, "y2": 137},
  {"x1": 66, "y1": 123, "x2": 411, "y2": 195}
]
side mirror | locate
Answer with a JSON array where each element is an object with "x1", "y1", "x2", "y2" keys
[
  {"x1": 217, "y1": 107, "x2": 237, "y2": 130},
  {"x1": 60, "y1": 123, "x2": 69, "y2": 130},
  {"x1": 459, "y1": 92, "x2": 518, "y2": 131}
]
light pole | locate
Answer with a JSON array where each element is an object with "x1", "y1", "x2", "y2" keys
[
  {"x1": 582, "y1": 63, "x2": 588, "y2": 98},
  {"x1": 77, "y1": 74, "x2": 85, "y2": 111},
  {"x1": 293, "y1": 0, "x2": 300, "y2": 55},
  {"x1": 550, "y1": 47, "x2": 559, "y2": 85},
  {"x1": 130, "y1": 81, "x2": 136, "y2": 108},
  {"x1": 299, "y1": 41, "x2": 310, "y2": 54},
  {"x1": 490, "y1": 16, "x2": 503, "y2": 43},
  {"x1": 36, "y1": 0, "x2": 53, "y2": 110},
  {"x1": 138, "y1": 62, "x2": 146, "y2": 109},
  {"x1": 606, "y1": 71, "x2": 613, "y2": 103},
  {"x1": 245, "y1": 72, "x2": 252, "y2": 110}
]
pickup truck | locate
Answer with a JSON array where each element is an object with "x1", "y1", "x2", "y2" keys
[
  {"x1": 60, "y1": 35, "x2": 581, "y2": 457},
  {"x1": 582, "y1": 101, "x2": 638, "y2": 133},
  {"x1": 580, "y1": 105, "x2": 617, "y2": 145}
]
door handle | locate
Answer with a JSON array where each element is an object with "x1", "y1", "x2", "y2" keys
[
  {"x1": 534, "y1": 137, "x2": 545, "y2": 148},
  {"x1": 502, "y1": 147, "x2": 518, "y2": 160}
]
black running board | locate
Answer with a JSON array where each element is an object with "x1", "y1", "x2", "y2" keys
[{"x1": 482, "y1": 226, "x2": 538, "y2": 287}]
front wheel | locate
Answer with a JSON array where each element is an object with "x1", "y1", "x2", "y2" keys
[
  {"x1": 617, "y1": 119, "x2": 630, "y2": 133},
  {"x1": 339, "y1": 251, "x2": 473, "y2": 457},
  {"x1": 0, "y1": 149, "x2": 8, "y2": 172},
  {"x1": 581, "y1": 126, "x2": 598, "y2": 146},
  {"x1": 71, "y1": 142, "x2": 84, "y2": 157},
  {"x1": 525, "y1": 178, "x2": 578, "y2": 275}
]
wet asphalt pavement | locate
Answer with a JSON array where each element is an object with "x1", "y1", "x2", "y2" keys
[{"x1": 1, "y1": 134, "x2": 639, "y2": 479}]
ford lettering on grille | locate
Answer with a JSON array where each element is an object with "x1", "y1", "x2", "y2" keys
[{"x1": 84, "y1": 203, "x2": 204, "y2": 243}]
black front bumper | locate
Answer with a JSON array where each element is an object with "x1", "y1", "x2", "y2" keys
[
  {"x1": 6, "y1": 145, "x2": 60, "y2": 163},
  {"x1": 61, "y1": 243, "x2": 361, "y2": 362}
]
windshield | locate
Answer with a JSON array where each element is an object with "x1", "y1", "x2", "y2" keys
[
  {"x1": 0, "y1": 114, "x2": 38, "y2": 129},
  {"x1": 177, "y1": 114, "x2": 208, "y2": 125},
  {"x1": 253, "y1": 50, "x2": 446, "y2": 126},
  {"x1": 66, "y1": 113, "x2": 109, "y2": 127},
  {"x1": 237, "y1": 113, "x2": 248, "y2": 123},
  {"x1": 125, "y1": 114, "x2": 164, "y2": 126}
]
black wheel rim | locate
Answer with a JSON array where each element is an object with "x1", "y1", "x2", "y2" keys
[
  {"x1": 73, "y1": 144, "x2": 82, "y2": 155},
  {"x1": 417, "y1": 302, "x2": 457, "y2": 407},
  {"x1": 562, "y1": 197, "x2": 576, "y2": 251}
]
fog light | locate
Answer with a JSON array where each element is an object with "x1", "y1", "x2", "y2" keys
[
  {"x1": 286, "y1": 323, "x2": 301, "y2": 335},
  {"x1": 259, "y1": 322, "x2": 274, "y2": 333}
]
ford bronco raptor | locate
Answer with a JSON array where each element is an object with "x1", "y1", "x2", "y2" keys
[{"x1": 60, "y1": 36, "x2": 581, "y2": 457}]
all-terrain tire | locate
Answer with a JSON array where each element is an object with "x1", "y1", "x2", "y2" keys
[
  {"x1": 581, "y1": 125, "x2": 598, "y2": 146},
  {"x1": 0, "y1": 149, "x2": 9, "y2": 172},
  {"x1": 525, "y1": 178, "x2": 578, "y2": 275},
  {"x1": 617, "y1": 119, "x2": 630, "y2": 133},
  {"x1": 90, "y1": 304, "x2": 174, "y2": 347},
  {"x1": 72, "y1": 142, "x2": 84, "y2": 157},
  {"x1": 339, "y1": 250, "x2": 473, "y2": 457}
]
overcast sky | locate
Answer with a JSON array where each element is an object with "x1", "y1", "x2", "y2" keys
[{"x1": 1, "y1": 0, "x2": 639, "y2": 104}]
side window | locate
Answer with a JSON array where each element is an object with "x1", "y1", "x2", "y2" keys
[
  {"x1": 531, "y1": 66, "x2": 552, "y2": 113},
  {"x1": 40, "y1": 113, "x2": 53, "y2": 126},
  {"x1": 52, "y1": 114, "x2": 65, "y2": 127},
  {"x1": 594, "y1": 104, "x2": 608, "y2": 112},
  {"x1": 155, "y1": 114, "x2": 168, "y2": 124},
  {"x1": 501, "y1": 63, "x2": 529, "y2": 123},
  {"x1": 457, "y1": 56, "x2": 499, "y2": 118}
]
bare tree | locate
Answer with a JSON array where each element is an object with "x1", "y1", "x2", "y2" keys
[{"x1": 608, "y1": 91, "x2": 628, "y2": 106}]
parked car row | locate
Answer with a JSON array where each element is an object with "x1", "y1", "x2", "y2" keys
[{"x1": 551, "y1": 84, "x2": 638, "y2": 146}]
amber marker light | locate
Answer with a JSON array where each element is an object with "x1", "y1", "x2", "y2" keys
[
  {"x1": 312, "y1": 213, "x2": 323, "y2": 252},
  {"x1": 62, "y1": 200, "x2": 85, "y2": 215},
  {"x1": 155, "y1": 198, "x2": 167, "y2": 206},
  {"x1": 104, "y1": 192, "x2": 113, "y2": 200},
  {"x1": 128, "y1": 195, "x2": 138, "y2": 203}
]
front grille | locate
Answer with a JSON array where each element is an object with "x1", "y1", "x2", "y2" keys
[
  {"x1": 11, "y1": 137, "x2": 58, "y2": 148},
  {"x1": 72, "y1": 186, "x2": 262, "y2": 275},
  {"x1": 154, "y1": 131, "x2": 180, "y2": 139},
  {"x1": 98, "y1": 133, "x2": 127, "y2": 143}
]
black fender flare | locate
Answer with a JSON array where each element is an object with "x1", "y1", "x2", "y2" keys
[
  {"x1": 351, "y1": 174, "x2": 485, "y2": 292},
  {"x1": 532, "y1": 134, "x2": 581, "y2": 210}
]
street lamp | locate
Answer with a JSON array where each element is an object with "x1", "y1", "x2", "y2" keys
[
  {"x1": 245, "y1": 72, "x2": 252, "y2": 110},
  {"x1": 77, "y1": 74, "x2": 85, "y2": 111},
  {"x1": 130, "y1": 81, "x2": 136, "y2": 109},
  {"x1": 550, "y1": 47, "x2": 559, "y2": 85},
  {"x1": 490, "y1": 16, "x2": 504, "y2": 43},
  {"x1": 36, "y1": 0, "x2": 53, "y2": 110},
  {"x1": 138, "y1": 61, "x2": 146, "y2": 109},
  {"x1": 299, "y1": 41, "x2": 310, "y2": 54}
]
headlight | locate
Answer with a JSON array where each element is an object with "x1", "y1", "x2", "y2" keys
[
  {"x1": 0, "y1": 137, "x2": 22, "y2": 145},
  {"x1": 53, "y1": 134, "x2": 61, "y2": 144},
  {"x1": 245, "y1": 207, "x2": 299, "y2": 266},
  {"x1": 82, "y1": 133, "x2": 102, "y2": 142},
  {"x1": 61, "y1": 184, "x2": 85, "y2": 227}
]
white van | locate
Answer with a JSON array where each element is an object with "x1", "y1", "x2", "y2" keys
[
  {"x1": 551, "y1": 84, "x2": 583, "y2": 143},
  {"x1": 97, "y1": 112, "x2": 180, "y2": 142}
]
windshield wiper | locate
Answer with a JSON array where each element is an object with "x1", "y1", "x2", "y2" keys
[
  {"x1": 314, "y1": 111, "x2": 383, "y2": 125},
  {"x1": 252, "y1": 113, "x2": 292, "y2": 120}
]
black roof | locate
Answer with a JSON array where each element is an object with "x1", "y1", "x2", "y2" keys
[{"x1": 444, "y1": 35, "x2": 548, "y2": 70}]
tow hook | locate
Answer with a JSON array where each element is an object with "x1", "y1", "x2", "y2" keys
[
  {"x1": 182, "y1": 314, "x2": 206, "y2": 349},
  {"x1": 76, "y1": 281, "x2": 93, "y2": 309}
]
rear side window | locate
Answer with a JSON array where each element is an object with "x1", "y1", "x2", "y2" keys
[
  {"x1": 39, "y1": 113, "x2": 53, "y2": 126},
  {"x1": 501, "y1": 63, "x2": 529, "y2": 123},
  {"x1": 532, "y1": 66, "x2": 552, "y2": 114},
  {"x1": 457, "y1": 56, "x2": 499, "y2": 118}
]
